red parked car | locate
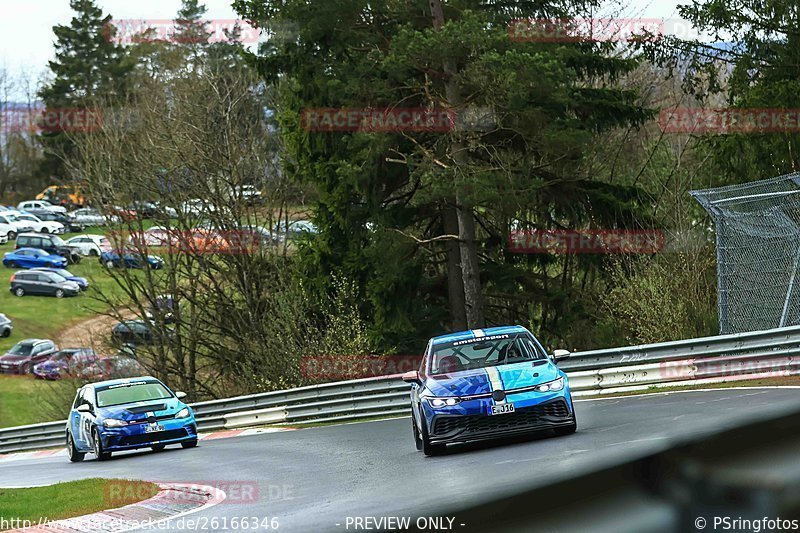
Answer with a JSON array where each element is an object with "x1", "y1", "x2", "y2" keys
[{"x1": 0, "y1": 339, "x2": 58, "y2": 374}]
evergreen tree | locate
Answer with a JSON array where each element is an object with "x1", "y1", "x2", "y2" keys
[{"x1": 38, "y1": 0, "x2": 133, "y2": 179}]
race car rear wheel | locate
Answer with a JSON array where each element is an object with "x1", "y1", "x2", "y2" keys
[
  {"x1": 181, "y1": 439, "x2": 198, "y2": 449},
  {"x1": 92, "y1": 429, "x2": 111, "y2": 461},
  {"x1": 419, "y1": 411, "x2": 445, "y2": 457},
  {"x1": 67, "y1": 432, "x2": 84, "y2": 462}
]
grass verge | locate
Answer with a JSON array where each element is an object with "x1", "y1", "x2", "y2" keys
[{"x1": 0, "y1": 478, "x2": 160, "y2": 529}]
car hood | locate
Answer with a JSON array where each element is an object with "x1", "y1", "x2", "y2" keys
[
  {"x1": 424, "y1": 360, "x2": 561, "y2": 397},
  {"x1": 0, "y1": 354, "x2": 29, "y2": 363},
  {"x1": 97, "y1": 397, "x2": 186, "y2": 421}
]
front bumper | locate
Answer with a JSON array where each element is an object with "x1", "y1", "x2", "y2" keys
[
  {"x1": 0, "y1": 361, "x2": 27, "y2": 374},
  {"x1": 99, "y1": 418, "x2": 198, "y2": 451},
  {"x1": 423, "y1": 389, "x2": 575, "y2": 445}
]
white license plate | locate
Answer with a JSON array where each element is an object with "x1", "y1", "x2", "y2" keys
[
  {"x1": 489, "y1": 403, "x2": 515, "y2": 415},
  {"x1": 145, "y1": 424, "x2": 164, "y2": 433}
]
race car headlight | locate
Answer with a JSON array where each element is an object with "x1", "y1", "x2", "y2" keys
[
  {"x1": 175, "y1": 407, "x2": 191, "y2": 419},
  {"x1": 535, "y1": 377, "x2": 565, "y2": 393},
  {"x1": 427, "y1": 397, "x2": 461, "y2": 408},
  {"x1": 103, "y1": 418, "x2": 128, "y2": 428}
]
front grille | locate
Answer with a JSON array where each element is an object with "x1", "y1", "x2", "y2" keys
[
  {"x1": 433, "y1": 399, "x2": 570, "y2": 436},
  {"x1": 125, "y1": 404, "x2": 167, "y2": 414},
  {"x1": 119, "y1": 428, "x2": 188, "y2": 446}
]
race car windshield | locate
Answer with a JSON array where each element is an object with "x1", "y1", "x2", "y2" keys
[
  {"x1": 429, "y1": 334, "x2": 547, "y2": 374},
  {"x1": 95, "y1": 382, "x2": 173, "y2": 407}
]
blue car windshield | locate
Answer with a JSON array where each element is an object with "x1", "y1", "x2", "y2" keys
[
  {"x1": 95, "y1": 381, "x2": 172, "y2": 407},
  {"x1": 430, "y1": 333, "x2": 547, "y2": 374}
]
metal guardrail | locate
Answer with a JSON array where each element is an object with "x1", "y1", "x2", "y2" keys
[{"x1": 2, "y1": 324, "x2": 800, "y2": 454}]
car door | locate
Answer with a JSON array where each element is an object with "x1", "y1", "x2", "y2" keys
[
  {"x1": 33, "y1": 273, "x2": 54, "y2": 295},
  {"x1": 69, "y1": 388, "x2": 91, "y2": 449}
]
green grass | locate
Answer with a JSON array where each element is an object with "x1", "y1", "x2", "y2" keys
[{"x1": 0, "y1": 478, "x2": 160, "y2": 528}]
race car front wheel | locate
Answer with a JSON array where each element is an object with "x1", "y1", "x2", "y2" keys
[
  {"x1": 412, "y1": 415, "x2": 422, "y2": 451},
  {"x1": 419, "y1": 411, "x2": 445, "y2": 457},
  {"x1": 67, "y1": 432, "x2": 84, "y2": 462},
  {"x1": 93, "y1": 429, "x2": 111, "y2": 461},
  {"x1": 181, "y1": 439, "x2": 198, "y2": 449}
]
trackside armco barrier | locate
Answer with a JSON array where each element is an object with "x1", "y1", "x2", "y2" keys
[{"x1": 2, "y1": 324, "x2": 800, "y2": 454}]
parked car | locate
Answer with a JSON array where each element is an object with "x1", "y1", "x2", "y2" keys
[
  {"x1": 78, "y1": 355, "x2": 147, "y2": 381},
  {"x1": 0, "y1": 233, "x2": 6, "y2": 245},
  {"x1": 35, "y1": 211, "x2": 85, "y2": 233},
  {"x1": 33, "y1": 348, "x2": 97, "y2": 380},
  {"x1": 129, "y1": 201, "x2": 177, "y2": 219},
  {"x1": 273, "y1": 219, "x2": 319, "y2": 239},
  {"x1": 17, "y1": 200, "x2": 67, "y2": 214},
  {"x1": 127, "y1": 226, "x2": 177, "y2": 248},
  {"x1": 0, "y1": 313, "x2": 12, "y2": 337},
  {"x1": 69, "y1": 208, "x2": 111, "y2": 227},
  {"x1": 180, "y1": 199, "x2": 217, "y2": 216},
  {"x1": 0, "y1": 339, "x2": 58, "y2": 374},
  {"x1": 0, "y1": 221, "x2": 14, "y2": 242},
  {"x1": 66, "y1": 234, "x2": 112, "y2": 256},
  {"x1": 14, "y1": 213, "x2": 65, "y2": 234},
  {"x1": 31, "y1": 267, "x2": 89, "y2": 290},
  {"x1": 3, "y1": 248, "x2": 68, "y2": 269},
  {"x1": 10, "y1": 270, "x2": 81, "y2": 298},
  {"x1": 0, "y1": 213, "x2": 34, "y2": 238},
  {"x1": 111, "y1": 320, "x2": 157, "y2": 345},
  {"x1": 101, "y1": 250, "x2": 164, "y2": 270},
  {"x1": 15, "y1": 233, "x2": 82, "y2": 264}
]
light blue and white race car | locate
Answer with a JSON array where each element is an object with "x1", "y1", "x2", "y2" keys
[
  {"x1": 66, "y1": 376, "x2": 197, "y2": 462},
  {"x1": 403, "y1": 325, "x2": 576, "y2": 455}
]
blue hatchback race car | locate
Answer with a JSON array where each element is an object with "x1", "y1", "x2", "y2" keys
[
  {"x1": 403, "y1": 325, "x2": 576, "y2": 455},
  {"x1": 66, "y1": 376, "x2": 197, "y2": 462}
]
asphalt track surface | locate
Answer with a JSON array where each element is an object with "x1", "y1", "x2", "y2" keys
[{"x1": 3, "y1": 388, "x2": 800, "y2": 532}]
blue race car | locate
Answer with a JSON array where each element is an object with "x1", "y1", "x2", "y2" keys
[
  {"x1": 66, "y1": 376, "x2": 197, "y2": 462},
  {"x1": 403, "y1": 325, "x2": 576, "y2": 456},
  {"x1": 100, "y1": 250, "x2": 164, "y2": 269},
  {"x1": 3, "y1": 248, "x2": 67, "y2": 269},
  {"x1": 31, "y1": 267, "x2": 89, "y2": 290}
]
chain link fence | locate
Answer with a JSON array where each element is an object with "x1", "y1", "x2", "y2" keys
[{"x1": 692, "y1": 173, "x2": 800, "y2": 333}]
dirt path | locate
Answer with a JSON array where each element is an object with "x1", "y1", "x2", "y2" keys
[{"x1": 53, "y1": 310, "x2": 135, "y2": 353}]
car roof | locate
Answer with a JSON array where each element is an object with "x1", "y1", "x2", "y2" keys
[
  {"x1": 17, "y1": 338, "x2": 48, "y2": 345},
  {"x1": 87, "y1": 375, "x2": 160, "y2": 389},
  {"x1": 430, "y1": 325, "x2": 531, "y2": 346}
]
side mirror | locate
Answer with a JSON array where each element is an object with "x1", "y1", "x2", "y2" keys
[
  {"x1": 76, "y1": 404, "x2": 92, "y2": 413},
  {"x1": 175, "y1": 391, "x2": 187, "y2": 400},
  {"x1": 552, "y1": 349, "x2": 571, "y2": 362},
  {"x1": 401, "y1": 370, "x2": 422, "y2": 385}
]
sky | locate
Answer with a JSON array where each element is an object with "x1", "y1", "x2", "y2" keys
[{"x1": 0, "y1": 0, "x2": 692, "y2": 99}]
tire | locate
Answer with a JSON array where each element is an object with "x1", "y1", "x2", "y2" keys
[
  {"x1": 554, "y1": 401, "x2": 578, "y2": 436},
  {"x1": 412, "y1": 415, "x2": 423, "y2": 451},
  {"x1": 92, "y1": 429, "x2": 111, "y2": 461},
  {"x1": 55, "y1": 289, "x2": 65, "y2": 299},
  {"x1": 8, "y1": 262, "x2": 18, "y2": 269},
  {"x1": 151, "y1": 444, "x2": 166, "y2": 452},
  {"x1": 40, "y1": 228, "x2": 49, "y2": 234},
  {"x1": 8, "y1": 231, "x2": 15, "y2": 240},
  {"x1": 89, "y1": 249, "x2": 99, "y2": 257},
  {"x1": 1, "y1": 328, "x2": 9, "y2": 338},
  {"x1": 14, "y1": 287, "x2": 24, "y2": 297},
  {"x1": 67, "y1": 432, "x2": 85, "y2": 463},
  {"x1": 419, "y1": 410, "x2": 445, "y2": 456},
  {"x1": 181, "y1": 440, "x2": 198, "y2": 449}
]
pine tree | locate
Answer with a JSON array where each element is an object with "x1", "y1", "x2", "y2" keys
[{"x1": 38, "y1": 0, "x2": 133, "y2": 179}]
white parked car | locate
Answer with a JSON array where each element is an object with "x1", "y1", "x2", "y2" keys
[
  {"x1": 16, "y1": 200, "x2": 67, "y2": 214},
  {"x1": 69, "y1": 208, "x2": 111, "y2": 227},
  {"x1": 273, "y1": 219, "x2": 319, "y2": 239},
  {"x1": 66, "y1": 234, "x2": 112, "y2": 256},
  {"x1": 0, "y1": 221, "x2": 14, "y2": 241},
  {"x1": 180, "y1": 199, "x2": 217, "y2": 216},
  {"x1": 13, "y1": 213, "x2": 65, "y2": 234},
  {"x1": 0, "y1": 213, "x2": 35, "y2": 238}
]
